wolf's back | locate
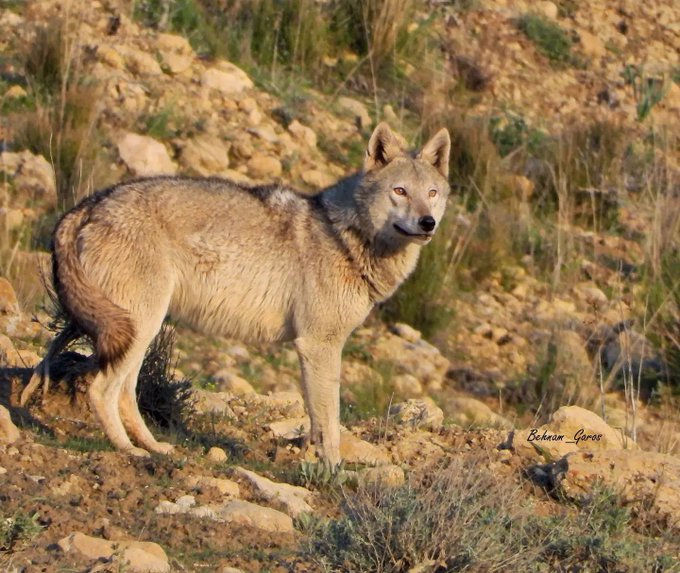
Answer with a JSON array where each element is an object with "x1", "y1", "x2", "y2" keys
[{"x1": 53, "y1": 203, "x2": 136, "y2": 367}]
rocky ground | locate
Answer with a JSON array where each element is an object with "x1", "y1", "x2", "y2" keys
[{"x1": 0, "y1": 0, "x2": 679, "y2": 571}]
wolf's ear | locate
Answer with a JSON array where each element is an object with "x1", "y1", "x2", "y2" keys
[
  {"x1": 418, "y1": 128, "x2": 451, "y2": 179},
  {"x1": 364, "y1": 122, "x2": 403, "y2": 172}
]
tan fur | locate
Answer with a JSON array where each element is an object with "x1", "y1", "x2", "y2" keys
[{"x1": 24, "y1": 123, "x2": 451, "y2": 464}]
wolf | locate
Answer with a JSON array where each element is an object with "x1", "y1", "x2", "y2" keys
[{"x1": 20, "y1": 122, "x2": 451, "y2": 464}]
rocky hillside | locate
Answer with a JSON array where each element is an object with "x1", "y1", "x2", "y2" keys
[{"x1": 0, "y1": 0, "x2": 679, "y2": 571}]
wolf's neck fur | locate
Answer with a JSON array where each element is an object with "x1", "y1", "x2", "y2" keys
[{"x1": 318, "y1": 176, "x2": 422, "y2": 302}]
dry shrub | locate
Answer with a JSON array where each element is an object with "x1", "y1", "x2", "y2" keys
[
  {"x1": 308, "y1": 456, "x2": 539, "y2": 572},
  {"x1": 307, "y1": 456, "x2": 679, "y2": 572}
]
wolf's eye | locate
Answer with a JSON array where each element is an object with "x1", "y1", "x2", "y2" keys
[
  {"x1": 393, "y1": 187, "x2": 407, "y2": 196},
  {"x1": 428, "y1": 189, "x2": 438, "y2": 198}
]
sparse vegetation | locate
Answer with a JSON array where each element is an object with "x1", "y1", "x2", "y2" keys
[
  {"x1": 11, "y1": 16, "x2": 104, "y2": 209},
  {"x1": 517, "y1": 13, "x2": 576, "y2": 67},
  {"x1": 307, "y1": 460, "x2": 679, "y2": 572},
  {"x1": 0, "y1": 513, "x2": 43, "y2": 552}
]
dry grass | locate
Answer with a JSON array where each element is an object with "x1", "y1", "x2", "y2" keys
[{"x1": 13, "y1": 12, "x2": 104, "y2": 209}]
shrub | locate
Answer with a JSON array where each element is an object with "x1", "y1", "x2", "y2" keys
[
  {"x1": 517, "y1": 13, "x2": 576, "y2": 67},
  {"x1": 0, "y1": 512, "x2": 43, "y2": 552},
  {"x1": 136, "y1": 323, "x2": 195, "y2": 432}
]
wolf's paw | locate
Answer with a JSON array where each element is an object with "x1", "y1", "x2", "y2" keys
[
  {"x1": 126, "y1": 446, "x2": 151, "y2": 457},
  {"x1": 150, "y1": 442, "x2": 175, "y2": 455}
]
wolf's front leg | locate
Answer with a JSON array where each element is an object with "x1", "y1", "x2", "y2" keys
[{"x1": 294, "y1": 337, "x2": 343, "y2": 466}]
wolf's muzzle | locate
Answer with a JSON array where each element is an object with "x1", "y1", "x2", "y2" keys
[{"x1": 418, "y1": 216, "x2": 436, "y2": 232}]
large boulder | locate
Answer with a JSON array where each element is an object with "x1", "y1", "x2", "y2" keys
[
  {"x1": 513, "y1": 405, "x2": 635, "y2": 462},
  {"x1": 117, "y1": 133, "x2": 177, "y2": 176},
  {"x1": 58, "y1": 532, "x2": 170, "y2": 572}
]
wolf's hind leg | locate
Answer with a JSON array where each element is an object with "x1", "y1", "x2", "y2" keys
[
  {"x1": 119, "y1": 356, "x2": 175, "y2": 455},
  {"x1": 20, "y1": 323, "x2": 79, "y2": 407},
  {"x1": 295, "y1": 337, "x2": 343, "y2": 466},
  {"x1": 88, "y1": 366, "x2": 148, "y2": 456}
]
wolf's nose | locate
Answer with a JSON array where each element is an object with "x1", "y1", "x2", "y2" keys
[{"x1": 419, "y1": 216, "x2": 436, "y2": 232}]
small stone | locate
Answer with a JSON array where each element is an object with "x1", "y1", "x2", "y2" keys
[
  {"x1": 390, "y1": 398, "x2": 444, "y2": 431},
  {"x1": 340, "y1": 431, "x2": 390, "y2": 465},
  {"x1": 175, "y1": 495, "x2": 196, "y2": 508},
  {"x1": 391, "y1": 323, "x2": 422, "y2": 343},
  {"x1": 180, "y1": 134, "x2": 231, "y2": 176},
  {"x1": 4, "y1": 85, "x2": 27, "y2": 99},
  {"x1": 207, "y1": 447, "x2": 228, "y2": 463},
  {"x1": 184, "y1": 475, "x2": 240, "y2": 497},
  {"x1": 287, "y1": 120, "x2": 317, "y2": 148},
  {"x1": 337, "y1": 96, "x2": 372, "y2": 129},
  {"x1": 579, "y1": 30, "x2": 606, "y2": 59},
  {"x1": 301, "y1": 169, "x2": 334, "y2": 189},
  {"x1": 0, "y1": 277, "x2": 20, "y2": 315},
  {"x1": 247, "y1": 155, "x2": 282, "y2": 179},
  {"x1": 538, "y1": 1, "x2": 558, "y2": 19},
  {"x1": 267, "y1": 417, "x2": 310, "y2": 440},
  {"x1": 212, "y1": 371, "x2": 255, "y2": 395}
]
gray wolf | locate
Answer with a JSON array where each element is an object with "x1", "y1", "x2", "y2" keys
[{"x1": 21, "y1": 122, "x2": 451, "y2": 464}]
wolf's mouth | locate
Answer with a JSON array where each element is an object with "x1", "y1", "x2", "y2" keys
[{"x1": 393, "y1": 224, "x2": 433, "y2": 239}]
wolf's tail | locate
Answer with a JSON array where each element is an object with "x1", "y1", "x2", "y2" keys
[{"x1": 53, "y1": 204, "x2": 136, "y2": 369}]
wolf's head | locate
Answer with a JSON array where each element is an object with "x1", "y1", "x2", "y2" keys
[{"x1": 355, "y1": 122, "x2": 451, "y2": 245}]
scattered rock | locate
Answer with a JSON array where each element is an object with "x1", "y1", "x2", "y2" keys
[
  {"x1": 247, "y1": 154, "x2": 283, "y2": 179},
  {"x1": 180, "y1": 134, "x2": 231, "y2": 176},
  {"x1": 578, "y1": 30, "x2": 606, "y2": 59},
  {"x1": 337, "y1": 96, "x2": 372, "y2": 129},
  {"x1": 390, "y1": 323, "x2": 422, "y2": 343},
  {"x1": 207, "y1": 447, "x2": 228, "y2": 463},
  {"x1": 184, "y1": 475, "x2": 240, "y2": 497},
  {"x1": 359, "y1": 464, "x2": 405, "y2": 488},
  {"x1": 287, "y1": 120, "x2": 317, "y2": 148},
  {"x1": 267, "y1": 416, "x2": 310, "y2": 440},
  {"x1": 118, "y1": 46, "x2": 163, "y2": 76},
  {"x1": 212, "y1": 370, "x2": 255, "y2": 395},
  {"x1": 0, "y1": 405, "x2": 20, "y2": 445},
  {"x1": 537, "y1": 1, "x2": 558, "y2": 19},
  {"x1": 371, "y1": 332, "x2": 449, "y2": 391},
  {"x1": 392, "y1": 374, "x2": 423, "y2": 398},
  {"x1": 202, "y1": 61, "x2": 254, "y2": 94},
  {"x1": 117, "y1": 133, "x2": 177, "y2": 176},
  {"x1": 215, "y1": 499, "x2": 294, "y2": 533},
  {"x1": 445, "y1": 397, "x2": 511, "y2": 429},
  {"x1": 233, "y1": 466, "x2": 314, "y2": 517},
  {"x1": 0, "y1": 277, "x2": 20, "y2": 315},
  {"x1": 0, "y1": 150, "x2": 56, "y2": 207},
  {"x1": 57, "y1": 532, "x2": 170, "y2": 572},
  {"x1": 390, "y1": 398, "x2": 444, "y2": 431},
  {"x1": 190, "y1": 389, "x2": 236, "y2": 417},
  {"x1": 339, "y1": 431, "x2": 390, "y2": 465},
  {"x1": 550, "y1": 450, "x2": 680, "y2": 530},
  {"x1": 301, "y1": 169, "x2": 334, "y2": 189}
]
